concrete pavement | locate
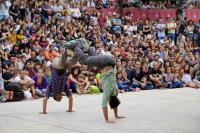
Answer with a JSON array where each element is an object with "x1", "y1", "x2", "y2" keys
[{"x1": 0, "y1": 88, "x2": 200, "y2": 133}]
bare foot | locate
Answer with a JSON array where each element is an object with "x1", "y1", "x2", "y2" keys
[
  {"x1": 66, "y1": 110, "x2": 74, "y2": 112},
  {"x1": 116, "y1": 116, "x2": 125, "y2": 119},
  {"x1": 106, "y1": 120, "x2": 115, "y2": 123},
  {"x1": 39, "y1": 112, "x2": 47, "y2": 114}
]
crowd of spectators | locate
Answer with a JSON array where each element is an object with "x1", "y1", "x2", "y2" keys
[
  {"x1": 0, "y1": 0, "x2": 200, "y2": 102},
  {"x1": 188, "y1": 1, "x2": 200, "y2": 9}
]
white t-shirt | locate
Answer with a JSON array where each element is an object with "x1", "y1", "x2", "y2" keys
[
  {"x1": 156, "y1": 23, "x2": 166, "y2": 37},
  {"x1": 14, "y1": 76, "x2": 32, "y2": 82},
  {"x1": 182, "y1": 74, "x2": 192, "y2": 83},
  {"x1": 167, "y1": 22, "x2": 176, "y2": 34},
  {"x1": 90, "y1": 16, "x2": 98, "y2": 25},
  {"x1": 0, "y1": 1, "x2": 11, "y2": 16},
  {"x1": 71, "y1": 8, "x2": 81, "y2": 18},
  {"x1": 124, "y1": 25, "x2": 134, "y2": 33}
]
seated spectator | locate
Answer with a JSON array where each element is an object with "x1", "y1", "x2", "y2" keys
[
  {"x1": 27, "y1": 50, "x2": 40, "y2": 64},
  {"x1": 3, "y1": 64, "x2": 20, "y2": 92},
  {"x1": 148, "y1": 61, "x2": 166, "y2": 88},
  {"x1": 67, "y1": 66, "x2": 82, "y2": 93},
  {"x1": 24, "y1": 61, "x2": 36, "y2": 78},
  {"x1": 116, "y1": 70, "x2": 132, "y2": 93},
  {"x1": 16, "y1": 29, "x2": 25, "y2": 42},
  {"x1": 44, "y1": 44, "x2": 58, "y2": 61},
  {"x1": 76, "y1": 74, "x2": 90, "y2": 94},
  {"x1": 0, "y1": 73, "x2": 4, "y2": 90},
  {"x1": 131, "y1": 61, "x2": 153, "y2": 90},
  {"x1": 125, "y1": 60, "x2": 134, "y2": 83},
  {"x1": 180, "y1": 65, "x2": 200, "y2": 89},
  {"x1": 163, "y1": 67, "x2": 173, "y2": 88},
  {"x1": 32, "y1": 69, "x2": 48, "y2": 97},
  {"x1": 36, "y1": 50, "x2": 45, "y2": 64},
  {"x1": 171, "y1": 69, "x2": 185, "y2": 88},
  {"x1": 0, "y1": 89, "x2": 24, "y2": 102},
  {"x1": 14, "y1": 69, "x2": 38, "y2": 99},
  {"x1": 87, "y1": 72, "x2": 100, "y2": 94}
]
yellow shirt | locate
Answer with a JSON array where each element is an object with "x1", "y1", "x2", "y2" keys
[
  {"x1": 8, "y1": 34, "x2": 17, "y2": 43},
  {"x1": 17, "y1": 34, "x2": 25, "y2": 41},
  {"x1": 167, "y1": 22, "x2": 176, "y2": 34}
]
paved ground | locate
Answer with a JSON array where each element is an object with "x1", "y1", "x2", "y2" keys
[{"x1": 0, "y1": 88, "x2": 200, "y2": 133}]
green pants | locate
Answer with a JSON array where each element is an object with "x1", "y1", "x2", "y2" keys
[{"x1": 100, "y1": 69, "x2": 118, "y2": 108}]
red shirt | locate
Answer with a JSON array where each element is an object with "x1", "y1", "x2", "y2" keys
[{"x1": 97, "y1": 16, "x2": 106, "y2": 27}]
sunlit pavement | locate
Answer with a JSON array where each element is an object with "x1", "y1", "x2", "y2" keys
[{"x1": 0, "y1": 88, "x2": 200, "y2": 133}]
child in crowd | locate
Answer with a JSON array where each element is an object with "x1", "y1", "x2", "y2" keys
[
  {"x1": 116, "y1": 71, "x2": 132, "y2": 93},
  {"x1": 76, "y1": 74, "x2": 90, "y2": 94},
  {"x1": 87, "y1": 72, "x2": 100, "y2": 94},
  {"x1": 172, "y1": 69, "x2": 185, "y2": 88},
  {"x1": 32, "y1": 69, "x2": 48, "y2": 97},
  {"x1": 163, "y1": 67, "x2": 173, "y2": 88}
]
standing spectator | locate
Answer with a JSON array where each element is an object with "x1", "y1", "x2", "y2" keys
[
  {"x1": 167, "y1": 18, "x2": 176, "y2": 42},
  {"x1": 186, "y1": 20, "x2": 195, "y2": 41},
  {"x1": 97, "y1": 12, "x2": 106, "y2": 28},
  {"x1": 0, "y1": 0, "x2": 11, "y2": 21},
  {"x1": 32, "y1": 69, "x2": 48, "y2": 97},
  {"x1": 70, "y1": 3, "x2": 81, "y2": 19},
  {"x1": 156, "y1": 18, "x2": 166, "y2": 42},
  {"x1": 9, "y1": 0, "x2": 19, "y2": 21},
  {"x1": 111, "y1": 13, "x2": 122, "y2": 34}
]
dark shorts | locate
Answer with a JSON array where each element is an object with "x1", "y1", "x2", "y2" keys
[{"x1": 12, "y1": 91, "x2": 24, "y2": 101}]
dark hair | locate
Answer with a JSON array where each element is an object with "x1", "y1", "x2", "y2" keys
[{"x1": 70, "y1": 66, "x2": 81, "y2": 76}]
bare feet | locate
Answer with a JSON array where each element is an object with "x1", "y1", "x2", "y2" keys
[
  {"x1": 135, "y1": 88, "x2": 141, "y2": 92},
  {"x1": 33, "y1": 95, "x2": 40, "y2": 99},
  {"x1": 116, "y1": 116, "x2": 125, "y2": 119},
  {"x1": 106, "y1": 120, "x2": 115, "y2": 123},
  {"x1": 118, "y1": 90, "x2": 124, "y2": 93},
  {"x1": 39, "y1": 112, "x2": 47, "y2": 114},
  {"x1": 66, "y1": 110, "x2": 74, "y2": 112}
]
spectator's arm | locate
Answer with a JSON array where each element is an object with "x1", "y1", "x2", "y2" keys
[
  {"x1": 9, "y1": 8, "x2": 18, "y2": 16},
  {"x1": 84, "y1": 77, "x2": 88, "y2": 84},
  {"x1": 142, "y1": 77, "x2": 147, "y2": 84},
  {"x1": 122, "y1": 71, "x2": 129, "y2": 81},
  {"x1": 68, "y1": 74, "x2": 80, "y2": 84},
  {"x1": 44, "y1": 51, "x2": 50, "y2": 60},
  {"x1": 149, "y1": 75, "x2": 159, "y2": 82},
  {"x1": 158, "y1": 74, "x2": 162, "y2": 80},
  {"x1": 132, "y1": 77, "x2": 142, "y2": 84}
]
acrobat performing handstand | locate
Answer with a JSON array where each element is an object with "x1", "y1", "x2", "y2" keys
[
  {"x1": 63, "y1": 40, "x2": 125, "y2": 123},
  {"x1": 40, "y1": 43, "x2": 81, "y2": 114}
]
